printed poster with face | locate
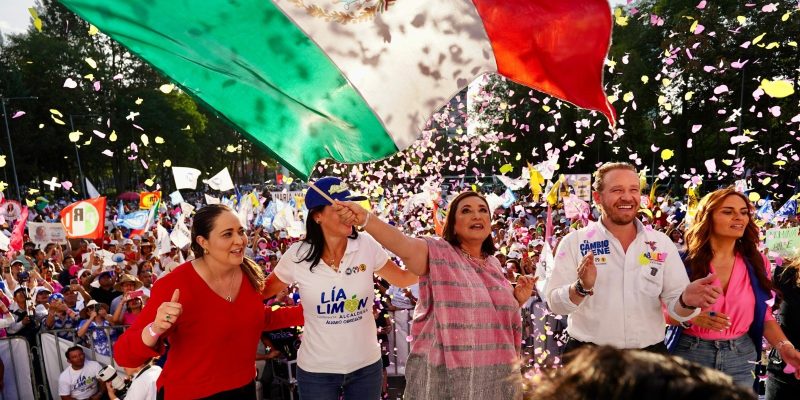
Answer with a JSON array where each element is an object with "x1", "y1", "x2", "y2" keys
[
  {"x1": 28, "y1": 222, "x2": 68, "y2": 247},
  {"x1": 565, "y1": 174, "x2": 592, "y2": 202}
]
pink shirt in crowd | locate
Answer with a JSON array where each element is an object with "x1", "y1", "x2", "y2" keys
[{"x1": 685, "y1": 254, "x2": 774, "y2": 340}]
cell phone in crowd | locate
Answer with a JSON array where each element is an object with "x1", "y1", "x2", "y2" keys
[
  {"x1": 70, "y1": 278, "x2": 79, "y2": 285},
  {"x1": 128, "y1": 290, "x2": 144, "y2": 299}
]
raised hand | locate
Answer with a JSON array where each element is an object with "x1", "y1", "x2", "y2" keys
[
  {"x1": 514, "y1": 275, "x2": 538, "y2": 305},
  {"x1": 333, "y1": 201, "x2": 368, "y2": 226},
  {"x1": 153, "y1": 289, "x2": 182, "y2": 335},
  {"x1": 682, "y1": 274, "x2": 722, "y2": 309},
  {"x1": 577, "y1": 252, "x2": 597, "y2": 289}
]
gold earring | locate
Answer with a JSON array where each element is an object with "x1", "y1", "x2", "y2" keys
[{"x1": 204, "y1": 248, "x2": 209, "y2": 255}]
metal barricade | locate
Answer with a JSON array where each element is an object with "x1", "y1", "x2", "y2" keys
[
  {"x1": 0, "y1": 336, "x2": 38, "y2": 400},
  {"x1": 36, "y1": 325, "x2": 129, "y2": 400},
  {"x1": 386, "y1": 309, "x2": 413, "y2": 376},
  {"x1": 270, "y1": 358, "x2": 298, "y2": 400}
]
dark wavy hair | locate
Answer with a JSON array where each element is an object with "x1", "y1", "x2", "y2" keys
[
  {"x1": 528, "y1": 345, "x2": 754, "y2": 400},
  {"x1": 298, "y1": 206, "x2": 358, "y2": 272},
  {"x1": 190, "y1": 204, "x2": 265, "y2": 291},
  {"x1": 684, "y1": 187, "x2": 772, "y2": 292},
  {"x1": 441, "y1": 192, "x2": 496, "y2": 256}
]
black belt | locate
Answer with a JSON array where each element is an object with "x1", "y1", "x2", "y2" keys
[
  {"x1": 564, "y1": 334, "x2": 668, "y2": 355},
  {"x1": 157, "y1": 380, "x2": 256, "y2": 400}
]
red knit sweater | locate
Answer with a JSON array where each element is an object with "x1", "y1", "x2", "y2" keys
[{"x1": 114, "y1": 262, "x2": 303, "y2": 399}]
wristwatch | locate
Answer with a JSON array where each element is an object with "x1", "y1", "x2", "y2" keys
[
  {"x1": 574, "y1": 280, "x2": 594, "y2": 297},
  {"x1": 679, "y1": 293, "x2": 698, "y2": 310}
]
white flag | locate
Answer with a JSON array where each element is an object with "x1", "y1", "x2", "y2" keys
[
  {"x1": 204, "y1": 167, "x2": 234, "y2": 192},
  {"x1": 0, "y1": 231, "x2": 9, "y2": 251},
  {"x1": 204, "y1": 194, "x2": 220, "y2": 205},
  {"x1": 85, "y1": 178, "x2": 101, "y2": 198},
  {"x1": 172, "y1": 166, "x2": 202, "y2": 190},
  {"x1": 180, "y1": 202, "x2": 195, "y2": 217},
  {"x1": 156, "y1": 223, "x2": 172, "y2": 255},
  {"x1": 169, "y1": 191, "x2": 184, "y2": 205},
  {"x1": 170, "y1": 218, "x2": 191, "y2": 250}
]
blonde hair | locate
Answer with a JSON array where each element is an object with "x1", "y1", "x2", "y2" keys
[{"x1": 592, "y1": 162, "x2": 637, "y2": 191}]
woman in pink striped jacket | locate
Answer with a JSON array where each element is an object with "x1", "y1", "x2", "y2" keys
[{"x1": 336, "y1": 191, "x2": 536, "y2": 400}]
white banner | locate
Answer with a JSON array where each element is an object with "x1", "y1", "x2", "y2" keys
[
  {"x1": 0, "y1": 337, "x2": 36, "y2": 400},
  {"x1": 29, "y1": 222, "x2": 68, "y2": 248},
  {"x1": 270, "y1": 191, "x2": 303, "y2": 203}
]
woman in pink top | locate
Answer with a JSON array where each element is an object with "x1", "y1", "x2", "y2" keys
[{"x1": 673, "y1": 187, "x2": 800, "y2": 388}]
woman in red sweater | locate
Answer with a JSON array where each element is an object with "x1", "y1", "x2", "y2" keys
[{"x1": 114, "y1": 204, "x2": 303, "y2": 399}]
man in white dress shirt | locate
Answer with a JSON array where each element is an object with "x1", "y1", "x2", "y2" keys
[{"x1": 545, "y1": 162, "x2": 721, "y2": 353}]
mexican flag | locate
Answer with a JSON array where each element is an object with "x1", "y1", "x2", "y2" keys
[{"x1": 60, "y1": 0, "x2": 615, "y2": 178}]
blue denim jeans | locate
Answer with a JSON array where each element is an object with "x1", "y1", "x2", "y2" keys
[
  {"x1": 673, "y1": 333, "x2": 757, "y2": 389},
  {"x1": 297, "y1": 359, "x2": 383, "y2": 400}
]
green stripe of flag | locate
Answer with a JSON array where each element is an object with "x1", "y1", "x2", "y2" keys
[{"x1": 59, "y1": 0, "x2": 398, "y2": 178}]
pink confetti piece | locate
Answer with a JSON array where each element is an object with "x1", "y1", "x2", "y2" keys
[
  {"x1": 691, "y1": 124, "x2": 702, "y2": 133},
  {"x1": 11, "y1": 111, "x2": 25, "y2": 119},
  {"x1": 112, "y1": 74, "x2": 123, "y2": 80},
  {"x1": 93, "y1": 81, "x2": 101, "y2": 91},
  {"x1": 713, "y1": 85, "x2": 729, "y2": 94},
  {"x1": 102, "y1": 150, "x2": 113, "y2": 157},
  {"x1": 731, "y1": 60, "x2": 748, "y2": 69},
  {"x1": 693, "y1": 24, "x2": 705, "y2": 35},
  {"x1": 762, "y1": 3, "x2": 777, "y2": 12},
  {"x1": 704, "y1": 159, "x2": 717, "y2": 173},
  {"x1": 697, "y1": 0, "x2": 707, "y2": 8},
  {"x1": 92, "y1": 130, "x2": 106, "y2": 138},
  {"x1": 141, "y1": 159, "x2": 148, "y2": 169},
  {"x1": 61, "y1": 181, "x2": 73, "y2": 190}
]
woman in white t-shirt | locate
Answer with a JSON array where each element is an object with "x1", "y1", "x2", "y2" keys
[{"x1": 265, "y1": 177, "x2": 417, "y2": 400}]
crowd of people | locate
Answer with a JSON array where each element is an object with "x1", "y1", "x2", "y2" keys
[{"x1": 0, "y1": 162, "x2": 798, "y2": 399}]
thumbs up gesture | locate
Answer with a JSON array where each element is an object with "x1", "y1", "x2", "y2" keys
[
  {"x1": 681, "y1": 274, "x2": 722, "y2": 309},
  {"x1": 153, "y1": 289, "x2": 182, "y2": 335}
]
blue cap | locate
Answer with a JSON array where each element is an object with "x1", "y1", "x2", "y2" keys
[
  {"x1": 49, "y1": 293, "x2": 65, "y2": 302},
  {"x1": 305, "y1": 177, "x2": 366, "y2": 210}
]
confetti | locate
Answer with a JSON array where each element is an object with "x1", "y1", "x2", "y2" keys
[{"x1": 759, "y1": 79, "x2": 795, "y2": 98}]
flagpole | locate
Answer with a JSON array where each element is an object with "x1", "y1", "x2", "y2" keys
[{"x1": 308, "y1": 182, "x2": 336, "y2": 205}]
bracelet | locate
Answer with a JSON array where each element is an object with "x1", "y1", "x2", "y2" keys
[
  {"x1": 574, "y1": 280, "x2": 594, "y2": 297},
  {"x1": 679, "y1": 293, "x2": 698, "y2": 310},
  {"x1": 146, "y1": 322, "x2": 161, "y2": 338},
  {"x1": 357, "y1": 212, "x2": 371, "y2": 230}
]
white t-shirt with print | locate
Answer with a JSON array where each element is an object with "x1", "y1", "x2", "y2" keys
[
  {"x1": 274, "y1": 233, "x2": 389, "y2": 374},
  {"x1": 58, "y1": 360, "x2": 102, "y2": 399}
]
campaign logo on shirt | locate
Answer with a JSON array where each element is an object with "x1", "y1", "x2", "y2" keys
[
  {"x1": 73, "y1": 374, "x2": 97, "y2": 392},
  {"x1": 317, "y1": 286, "x2": 370, "y2": 325},
  {"x1": 580, "y1": 240, "x2": 611, "y2": 259},
  {"x1": 343, "y1": 263, "x2": 367, "y2": 276},
  {"x1": 639, "y1": 251, "x2": 667, "y2": 266}
]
